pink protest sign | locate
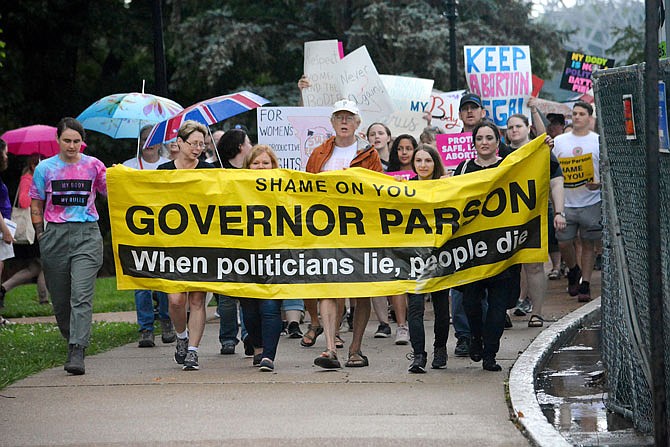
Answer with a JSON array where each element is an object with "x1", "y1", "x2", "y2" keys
[
  {"x1": 436, "y1": 132, "x2": 475, "y2": 169},
  {"x1": 385, "y1": 170, "x2": 415, "y2": 180}
]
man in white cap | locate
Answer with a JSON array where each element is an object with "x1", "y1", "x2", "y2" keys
[{"x1": 305, "y1": 99, "x2": 383, "y2": 369}]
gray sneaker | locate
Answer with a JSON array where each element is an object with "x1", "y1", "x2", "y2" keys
[
  {"x1": 183, "y1": 350, "x2": 199, "y2": 371},
  {"x1": 431, "y1": 346, "x2": 448, "y2": 369},
  {"x1": 160, "y1": 319, "x2": 176, "y2": 343},
  {"x1": 138, "y1": 330, "x2": 155, "y2": 348},
  {"x1": 174, "y1": 338, "x2": 189, "y2": 364},
  {"x1": 65, "y1": 344, "x2": 85, "y2": 375},
  {"x1": 395, "y1": 325, "x2": 410, "y2": 345}
]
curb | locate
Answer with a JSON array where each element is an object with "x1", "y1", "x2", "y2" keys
[{"x1": 509, "y1": 297, "x2": 602, "y2": 447}]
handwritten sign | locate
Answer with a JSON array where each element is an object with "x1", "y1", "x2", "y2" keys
[
  {"x1": 559, "y1": 51, "x2": 615, "y2": 94},
  {"x1": 422, "y1": 90, "x2": 465, "y2": 133},
  {"x1": 302, "y1": 40, "x2": 343, "y2": 107},
  {"x1": 257, "y1": 107, "x2": 333, "y2": 171},
  {"x1": 380, "y1": 74, "x2": 434, "y2": 136},
  {"x1": 558, "y1": 154, "x2": 595, "y2": 188},
  {"x1": 436, "y1": 133, "x2": 475, "y2": 169},
  {"x1": 464, "y1": 45, "x2": 532, "y2": 128},
  {"x1": 335, "y1": 46, "x2": 394, "y2": 129}
]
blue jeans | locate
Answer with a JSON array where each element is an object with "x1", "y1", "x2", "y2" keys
[
  {"x1": 408, "y1": 289, "x2": 450, "y2": 355},
  {"x1": 239, "y1": 298, "x2": 283, "y2": 360},
  {"x1": 217, "y1": 294, "x2": 246, "y2": 345},
  {"x1": 451, "y1": 289, "x2": 488, "y2": 339},
  {"x1": 135, "y1": 290, "x2": 169, "y2": 332},
  {"x1": 282, "y1": 299, "x2": 304, "y2": 312}
]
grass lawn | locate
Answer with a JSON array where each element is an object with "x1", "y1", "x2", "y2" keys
[
  {"x1": 0, "y1": 321, "x2": 137, "y2": 389},
  {"x1": 1, "y1": 277, "x2": 135, "y2": 318}
]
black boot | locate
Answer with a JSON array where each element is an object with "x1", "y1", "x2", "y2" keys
[
  {"x1": 65, "y1": 344, "x2": 85, "y2": 375},
  {"x1": 63, "y1": 344, "x2": 73, "y2": 371},
  {"x1": 469, "y1": 337, "x2": 483, "y2": 362},
  {"x1": 408, "y1": 352, "x2": 427, "y2": 374},
  {"x1": 483, "y1": 356, "x2": 502, "y2": 372}
]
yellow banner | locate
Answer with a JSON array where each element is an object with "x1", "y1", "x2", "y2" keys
[
  {"x1": 108, "y1": 136, "x2": 549, "y2": 298},
  {"x1": 558, "y1": 153, "x2": 594, "y2": 188}
]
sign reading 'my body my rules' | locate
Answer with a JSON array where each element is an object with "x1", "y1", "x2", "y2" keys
[{"x1": 108, "y1": 138, "x2": 549, "y2": 299}]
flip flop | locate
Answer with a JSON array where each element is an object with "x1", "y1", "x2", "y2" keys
[
  {"x1": 345, "y1": 351, "x2": 369, "y2": 367},
  {"x1": 528, "y1": 314, "x2": 545, "y2": 328},
  {"x1": 300, "y1": 324, "x2": 323, "y2": 347}
]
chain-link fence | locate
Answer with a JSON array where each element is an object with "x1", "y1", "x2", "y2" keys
[{"x1": 593, "y1": 61, "x2": 670, "y2": 433}]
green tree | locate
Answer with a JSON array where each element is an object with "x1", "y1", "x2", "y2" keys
[{"x1": 608, "y1": 25, "x2": 644, "y2": 64}]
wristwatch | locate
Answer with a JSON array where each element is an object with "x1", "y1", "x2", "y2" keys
[{"x1": 555, "y1": 211, "x2": 566, "y2": 218}]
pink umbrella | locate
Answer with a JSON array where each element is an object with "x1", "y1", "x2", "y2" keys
[
  {"x1": 1, "y1": 124, "x2": 86, "y2": 157},
  {"x1": 144, "y1": 91, "x2": 270, "y2": 148}
]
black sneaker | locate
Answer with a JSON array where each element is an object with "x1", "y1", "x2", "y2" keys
[
  {"x1": 483, "y1": 357, "x2": 502, "y2": 371},
  {"x1": 174, "y1": 338, "x2": 188, "y2": 364},
  {"x1": 454, "y1": 337, "x2": 470, "y2": 357},
  {"x1": 567, "y1": 265, "x2": 582, "y2": 296},
  {"x1": 431, "y1": 347, "x2": 447, "y2": 369},
  {"x1": 138, "y1": 330, "x2": 155, "y2": 348},
  {"x1": 65, "y1": 344, "x2": 86, "y2": 375},
  {"x1": 183, "y1": 350, "x2": 199, "y2": 371},
  {"x1": 577, "y1": 281, "x2": 591, "y2": 302},
  {"x1": 408, "y1": 352, "x2": 427, "y2": 373},
  {"x1": 287, "y1": 321, "x2": 303, "y2": 339},
  {"x1": 374, "y1": 323, "x2": 392, "y2": 338},
  {"x1": 504, "y1": 313, "x2": 513, "y2": 329},
  {"x1": 469, "y1": 338, "x2": 483, "y2": 362},
  {"x1": 160, "y1": 319, "x2": 176, "y2": 343},
  {"x1": 220, "y1": 342, "x2": 236, "y2": 355},
  {"x1": 253, "y1": 353, "x2": 262, "y2": 366},
  {"x1": 259, "y1": 358, "x2": 274, "y2": 372},
  {"x1": 243, "y1": 337, "x2": 254, "y2": 356}
]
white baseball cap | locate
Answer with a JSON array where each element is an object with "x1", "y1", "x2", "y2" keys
[{"x1": 332, "y1": 99, "x2": 360, "y2": 116}]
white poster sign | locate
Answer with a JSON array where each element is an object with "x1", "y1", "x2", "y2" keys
[
  {"x1": 302, "y1": 40, "x2": 343, "y2": 107},
  {"x1": 380, "y1": 74, "x2": 434, "y2": 136}
]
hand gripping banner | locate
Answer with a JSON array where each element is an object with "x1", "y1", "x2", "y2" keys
[{"x1": 108, "y1": 136, "x2": 549, "y2": 298}]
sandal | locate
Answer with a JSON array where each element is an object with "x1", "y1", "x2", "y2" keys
[
  {"x1": 335, "y1": 334, "x2": 345, "y2": 349},
  {"x1": 547, "y1": 269, "x2": 561, "y2": 280},
  {"x1": 314, "y1": 350, "x2": 341, "y2": 369},
  {"x1": 345, "y1": 351, "x2": 369, "y2": 368},
  {"x1": 300, "y1": 324, "x2": 323, "y2": 347},
  {"x1": 528, "y1": 314, "x2": 545, "y2": 328}
]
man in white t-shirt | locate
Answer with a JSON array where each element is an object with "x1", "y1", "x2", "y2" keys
[
  {"x1": 304, "y1": 100, "x2": 383, "y2": 369},
  {"x1": 552, "y1": 102, "x2": 601, "y2": 302},
  {"x1": 122, "y1": 125, "x2": 175, "y2": 346}
]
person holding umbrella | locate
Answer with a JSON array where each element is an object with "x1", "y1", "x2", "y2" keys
[
  {"x1": 0, "y1": 139, "x2": 16, "y2": 324},
  {"x1": 29, "y1": 117, "x2": 107, "y2": 375},
  {"x1": 122, "y1": 125, "x2": 175, "y2": 347}
]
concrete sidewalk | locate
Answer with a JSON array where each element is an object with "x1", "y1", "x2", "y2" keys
[{"x1": 0, "y1": 274, "x2": 598, "y2": 446}]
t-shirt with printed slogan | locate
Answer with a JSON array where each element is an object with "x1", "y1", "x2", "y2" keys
[
  {"x1": 29, "y1": 154, "x2": 107, "y2": 223},
  {"x1": 321, "y1": 142, "x2": 357, "y2": 172}
]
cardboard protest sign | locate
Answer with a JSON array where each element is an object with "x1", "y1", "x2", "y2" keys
[
  {"x1": 558, "y1": 154, "x2": 595, "y2": 188},
  {"x1": 257, "y1": 107, "x2": 333, "y2": 171},
  {"x1": 423, "y1": 90, "x2": 465, "y2": 133},
  {"x1": 335, "y1": 46, "x2": 394, "y2": 129},
  {"x1": 108, "y1": 137, "x2": 549, "y2": 298},
  {"x1": 436, "y1": 133, "x2": 475, "y2": 169},
  {"x1": 559, "y1": 51, "x2": 615, "y2": 94},
  {"x1": 380, "y1": 74, "x2": 434, "y2": 136},
  {"x1": 302, "y1": 40, "x2": 343, "y2": 107},
  {"x1": 464, "y1": 45, "x2": 532, "y2": 128}
]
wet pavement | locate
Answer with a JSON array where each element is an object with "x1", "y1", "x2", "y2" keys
[{"x1": 536, "y1": 321, "x2": 654, "y2": 446}]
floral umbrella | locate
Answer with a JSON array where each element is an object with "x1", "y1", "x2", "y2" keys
[{"x1": 77, "y1": 92, "x2": 184, "y2": 139}]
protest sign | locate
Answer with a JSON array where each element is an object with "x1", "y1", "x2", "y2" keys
[
  {"x1": 559, "y1": 51, "x2": 615, "y2": 94},
  {"x1": 436, "y1": 133, "x2": 475, "y2": 169},
  {"x1": 335, "y1": 46, "x2": 394, "y2": 129},
  {"x1": 464, "y1": 45, "x2": 532, "y2": 127},
  {"x1": 558, "y1": 154, "x2": 595, "y2": 188},
  {"x1": 385, "y1": 170, "x2": 415, "y2": 180},
  {"x1": 380, "y1": 74, "x2": 434, "y2": 136},
  {"x1": 302, "y1": 40, "x2": 342, "y2": 107},
  {"x1": 257, "y1": 107, "x2": 333, "y2": 171},
  {"x1": 422, "y1": 90, "x2": 465, "y2": 133},
  {"x1": 108, "y1": 137, "x2": 549, "y2": 299}
]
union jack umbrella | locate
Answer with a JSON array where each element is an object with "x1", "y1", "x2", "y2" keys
[{"x1": 143, "y1": 91, "x2": 270, "y2": 148}]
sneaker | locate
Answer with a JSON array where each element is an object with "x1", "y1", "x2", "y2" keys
[
  {"x1": 259, "y1": 358, "x2": 274, "y2": 372},
  {"x1": 280, "y1": 320, "x2": 288, "y2": 336},
  {"x1": 454, "y1": 336, "x2": 470, "y2": 357},
  {"x1": 160, "y1": 319, "x2": 176, "y2": 343},
  {"x1": 567, "y1": 265, "x2": 582, "y2": 296},
  {"x1": 374, "y1": 323, "x2": 392, "y2": 338},
  {"x1": 243, "y1": 336, "x2": 254, "y2": 356},
  {"x1": 513, "y1": 297, "x2": 533, "y2": 316},
  {"x1": 138, "y1": 330, "x2": 155, "y2": 348},
  {"x1": 220, "y1": 341, "x2": 236, "y2": 355},
  {"x1": 65, "y1": 344, "x2": 85, "y2": 375},
  {"x1": 431, "y1": 346, "x2": 448, "y2": 369},
  {"x1": 253, "y1": 353, "x2": 262, "y2": 366},
  {"x1": 408, "y1": 352, "x2": 427, "y2": 373},
  {"x1": 395, "y1": 325, "x2": 410, "y2": 345},
  {"x1": 504, "y1": 313, "x2": 513, "y2": 329},
  {"x1": 174, "y1": 338, "x2": 189, "y2": 364},
  {"x1": 577, "y1": 281, "x2": 592, "y2": 302},
  {"x1": 483, "y1": 357, "x2": 502, "y2": 371},
  {"x1": 287, "y1": 321, "x2": 303, "y2": 339},
  {"x1": 469, "y1": 338, "x2": 483, "y2": 362},
  {"x1": 183, "y1": 350, "x2": 199, "y2": 370}
]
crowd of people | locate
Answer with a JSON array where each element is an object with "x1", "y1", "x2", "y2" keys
[{"x1": 0, "y1": 81, "x2": 602, "y2": 377}]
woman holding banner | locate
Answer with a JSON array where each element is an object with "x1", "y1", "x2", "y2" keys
[
  {"x1": 452, "y1": 121, "x2": 521, "y2": 372},
  {"x1": 406, "y1": 145, "x2": 450, "y2": 373},
  {"x1": 157, "y1": 120, "x2": 214, "y2": 371},
  {"x1": 505, "y1": 114, "x2": 565, "y2": 328}
]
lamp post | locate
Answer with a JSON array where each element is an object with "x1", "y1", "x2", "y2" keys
[{"x1": 444, "y1": 0, "x2": 458, "y2": 90}]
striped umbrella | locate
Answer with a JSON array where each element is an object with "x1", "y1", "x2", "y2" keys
[{"x1": 144, "y1": 91, "x2": 270, "y2": 148}]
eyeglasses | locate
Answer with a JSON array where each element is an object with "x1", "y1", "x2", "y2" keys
[
  {"x1": 183, "y1": 140, "x2": 205, "y2": 149},
  {"x1": 332, "y1": 114, "x2": 356, "y2": 123}
]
